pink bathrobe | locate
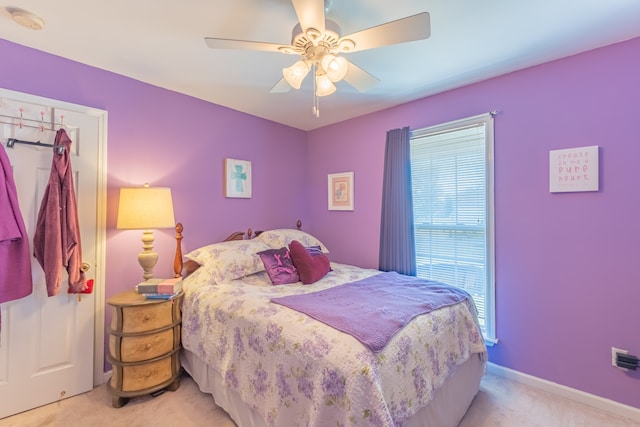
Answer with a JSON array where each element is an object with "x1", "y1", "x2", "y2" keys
[
  {"x1": 0, "y1": 144, "x2": 33, "y2": 307},
  {"x1": 33, "y1": 129, "x2": 87, "y2": 296}
]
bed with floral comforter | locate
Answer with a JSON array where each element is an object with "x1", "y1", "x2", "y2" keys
[{"x1": 181, "y1": 247, "x2": 487, "y2": 427}]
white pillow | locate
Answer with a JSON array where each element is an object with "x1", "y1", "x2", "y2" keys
[
  {"x1": 255, "y1": 229, "x2": 329, "y2": 253},
  {"x1": 185, "y1": 239, "x2": 272, "y2": 283}
]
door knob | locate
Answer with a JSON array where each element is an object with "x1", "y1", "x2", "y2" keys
[{"x1": 81, "y1": 262, "x2": 91, "y2": 272}]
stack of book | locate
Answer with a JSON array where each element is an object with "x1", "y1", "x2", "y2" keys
[{"x1": 135, "y1": 277, "x2": 182, "y2": 300}]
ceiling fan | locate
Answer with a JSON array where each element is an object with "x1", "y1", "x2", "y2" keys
[{"x1": 204, "y1": 0, "x2": 430, "y2": 116}]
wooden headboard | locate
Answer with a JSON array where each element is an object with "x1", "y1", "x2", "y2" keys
[{"x1": 174, "y1": 220, "x2": 303, "y2": 278}]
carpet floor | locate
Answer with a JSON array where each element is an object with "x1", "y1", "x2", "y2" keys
[{"x1": 0, "y1": 372, "x2": 637, "y2": 426}]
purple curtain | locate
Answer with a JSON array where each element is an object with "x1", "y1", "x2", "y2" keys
[{"x1": 379, "y1": 126, "x2": 416, "y2": 275}]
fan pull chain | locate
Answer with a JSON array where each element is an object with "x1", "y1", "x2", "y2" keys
[{"x1": 312, "y1": 64, "x2": 320, "y2": 118}]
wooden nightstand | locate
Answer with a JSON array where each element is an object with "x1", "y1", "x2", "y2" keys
[{"x1": 106, "y1": 289, "x2": 183, "y2": 408}]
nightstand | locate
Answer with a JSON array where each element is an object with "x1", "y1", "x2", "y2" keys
[{"x1": 106, "y1": 289, "x2": 183, "y2": 408}]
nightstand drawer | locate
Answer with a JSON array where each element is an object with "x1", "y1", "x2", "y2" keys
[
  {"x1": 108, "y1": 290, "x2": 182, "y2": 335},
  {"x1": 109, "y1": 349, "x2": 180, "y2": 393},
  {"x1": 113, "y1": 303, "x2": 173, "y2": 333},
  {"x1": 110, "y1": 325, "x2": 180, "y2": 362}
]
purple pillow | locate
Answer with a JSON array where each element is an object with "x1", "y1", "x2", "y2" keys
[
  {"x1": 257, "y1": 247, "x2": 299, "y2": 285},
  {"x1": 289, "y1": 240, "x2": 331, "y2": 284},
  {"x1": 305, "y1": 245, "x2": 332, "y2": 271},
  {"x1": 305, "y1": 245, "x2": 323, "y2": 256}
]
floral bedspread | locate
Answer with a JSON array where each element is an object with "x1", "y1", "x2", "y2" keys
[{"x1": 181, "y1": 263, "x2": 487, "y2": 427}]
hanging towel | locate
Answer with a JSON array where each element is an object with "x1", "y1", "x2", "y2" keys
[
  {"x1": 0, "y1": 143, "x2": 33, "y2": 330},
  {"x1": 33, "y1": 129, "x2": 87, "y2": 296}
]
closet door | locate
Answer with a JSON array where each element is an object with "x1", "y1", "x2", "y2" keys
[{"x1": 0, "y1": 94, "x2": 106, "y2": 418}]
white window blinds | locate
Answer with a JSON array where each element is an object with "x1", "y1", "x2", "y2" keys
[{"x1": 410, "y1": 113, "x2": 495, "y2": 341}]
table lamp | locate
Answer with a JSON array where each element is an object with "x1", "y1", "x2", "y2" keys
[{"x1": 116, "y1": 183, "x2": 175, "y2": 282}]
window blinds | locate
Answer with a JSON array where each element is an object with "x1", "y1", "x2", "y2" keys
[{"x1": 410, "y1": 123, "x2": 488, "y2": 328}]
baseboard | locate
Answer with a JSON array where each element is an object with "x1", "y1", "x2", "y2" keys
[{"x1": 487, "y1": 362, "x2": 640, "y2": 422}]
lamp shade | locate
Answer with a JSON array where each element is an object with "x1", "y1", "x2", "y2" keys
[{"x1": 116, "y1": 185, "x2": 175, "y2": 230}]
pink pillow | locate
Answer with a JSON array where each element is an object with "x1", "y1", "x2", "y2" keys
[
  {"x1": 289, "y1": 240, "x2": 331, "y2": 284},
  {"x1": 257, "y1": 247, "x2": 299, "y2": 285}
]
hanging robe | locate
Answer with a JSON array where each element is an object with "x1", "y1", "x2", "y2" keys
[
  {"x1": 0, "y1": 144, "x2": 33, "y2": 307},
  {"x1": 33, "y1": 129, "x2": 87, "y2": 296}
]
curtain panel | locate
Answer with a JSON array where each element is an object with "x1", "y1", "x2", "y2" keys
[{"x1": 379, "y1": 126, "x2": 416, "y2": 275}]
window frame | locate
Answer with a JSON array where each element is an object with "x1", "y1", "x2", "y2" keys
[{"x1": 410, "y1": 113, "x2": 497, "y2": 344}]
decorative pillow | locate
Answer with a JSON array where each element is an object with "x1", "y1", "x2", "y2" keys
[
  {"x1": 305, "y1": 245, "x2": 323, "y2": 256},
  {"x1": 257, "y1": 247, "x2": 299, "y2": 285},
  {"x1": 256, "y1": 229, "x2": 329, "y2": 253},
  {"x1": 289, "y1": 240, "x2": 331, "y2": 284},
  {"x1": 305, "y1": 245, "x2": 333, "y2": 271},
  {"x1": 185, "y1": 239, "x2": 272, "y2": 283}
]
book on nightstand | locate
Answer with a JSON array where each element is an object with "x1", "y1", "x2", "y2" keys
[
  {"x1": 142, "y1": 290, "x2": 181, "y2": 300},
  {"x1": 135, "y1": 277, "x2": 182, "y2": 295}
]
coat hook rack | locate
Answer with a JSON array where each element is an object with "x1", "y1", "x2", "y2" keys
[{"x1": 6, "y1": 137, "x2": 65, "y2": 154}]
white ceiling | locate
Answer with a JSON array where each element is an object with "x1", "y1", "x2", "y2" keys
[{"x1": 1, "y1": 1, "x2": 640, "y2": 131}]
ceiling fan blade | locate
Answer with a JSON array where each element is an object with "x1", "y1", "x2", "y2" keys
[
  {"x1": 292, "y1": 0, "x2": 325, "y2": 34},
  {"x1": 269, "y1": 77, "x2": 293, "y2": 93},
  {"x1": 343, "y1": 61, "x2": 380, "y2": 93},
  {"x1": 338, "y1": 12, "x2": 430, "y2": 53},
  {"x1": 205, "y1": 37, "x2": 286, "y2": 53}
]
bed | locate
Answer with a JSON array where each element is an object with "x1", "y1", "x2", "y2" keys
[{"x1": 175, "y1": 224, "x2": 486, "y2": 427}]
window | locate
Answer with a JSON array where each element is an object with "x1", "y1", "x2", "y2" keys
[{"x1": 410, "y1": 113, "x2": 496, "y2": 342}]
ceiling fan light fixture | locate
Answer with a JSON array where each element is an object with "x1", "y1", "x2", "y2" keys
[
  {"x1": 315, "y1": 73, "x2": 336, "y2": 97},
  {"x1": 321, "y1": 54, "x2": 348, "y2": 82},
  {"x1": 283, "y1": 60, "x2": 310, "y2": 89}
]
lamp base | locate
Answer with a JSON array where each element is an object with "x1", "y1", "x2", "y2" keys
[{"x1": 138, "y1": 230, "x2": 159, "y2": 281}]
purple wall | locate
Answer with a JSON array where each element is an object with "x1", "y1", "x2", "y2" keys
[
  {"x1": 2, "y1": 34, "x2": 640, "y2": 409},
  {"x1": 1, "y1": 38, "x2": 307, "y2": 370},
  {"x1": 307, "y1": 37, "x2": 640, "y2": 408}
]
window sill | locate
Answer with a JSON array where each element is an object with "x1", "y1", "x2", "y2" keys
[{"x1": 483, "y1": 336, "x2": 499, "y2": 347}]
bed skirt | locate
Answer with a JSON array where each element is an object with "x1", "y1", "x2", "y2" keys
[{"x1": 180, "y1": 349, "x2": 485, "y2": 427}]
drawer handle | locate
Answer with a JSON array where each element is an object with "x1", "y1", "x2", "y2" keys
[
  {"x1": 137, "y1": 338, "x2": 161, "y2": 353},
  {"x1": 135, "y1": 312, "x2": 157, "y2": 323},
  {"x1": 136, "y1": 367, "x2": 160, "y2": 381}
]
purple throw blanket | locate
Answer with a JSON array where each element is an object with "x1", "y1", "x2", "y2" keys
[{"x1": 271, "y1": 271, "x2": 470, "y2": 352}]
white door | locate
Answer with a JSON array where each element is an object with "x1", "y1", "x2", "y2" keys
[{"x1": 0, "y1": 92, "x2": 106, "y2": 418}]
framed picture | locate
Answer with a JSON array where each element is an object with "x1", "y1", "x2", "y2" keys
[
  {"x1": 549, "y1": 146, "x2": 599, "y2": 193},
  {"x1": 328, "y1": 172, "x2": 354, "y2": 211},
  {"x1": 224, "y1": 158, "x2": 252, "y2": 198}
]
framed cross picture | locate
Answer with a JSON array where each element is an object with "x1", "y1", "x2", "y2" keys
[
  {"x1": 328, "y1": 172, "x2": 354, "y2": 211},
  {"x1": 224, "y1": 158, "x2": 252, "y2": 198}
]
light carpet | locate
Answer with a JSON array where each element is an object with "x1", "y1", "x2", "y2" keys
[{"x1": 0, "y1": 372, "x2": 637, "y2": 426}]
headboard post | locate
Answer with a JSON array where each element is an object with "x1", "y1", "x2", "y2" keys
[{"x1": 174, "y1": 223, "x2": 183, "y2": 278}]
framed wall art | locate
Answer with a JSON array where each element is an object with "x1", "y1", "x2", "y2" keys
[
  {"x1": 328, "y1": 172, "x2": 354, "y2": 211},
  {"x1": 224, "y1": 158, "x2": 252, "y2": 198},
  {"x1": 549, "y1": 146, "x2": 599, "y2": 193}
]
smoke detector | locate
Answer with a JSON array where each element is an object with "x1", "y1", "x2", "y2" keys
[{"x1": 6, "y1": 7, "x2": 45, "y2": 30}]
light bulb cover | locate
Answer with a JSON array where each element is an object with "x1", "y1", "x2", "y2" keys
[
  {"x1": 283, "y1": 60, "x2": 310, "y2": 89},
  {"x1": 316, "y1": 73, "x2": 336, "y2": 97},
  {"x1": 321, "y1": 54, "x2": 348, "y2": 82}
]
